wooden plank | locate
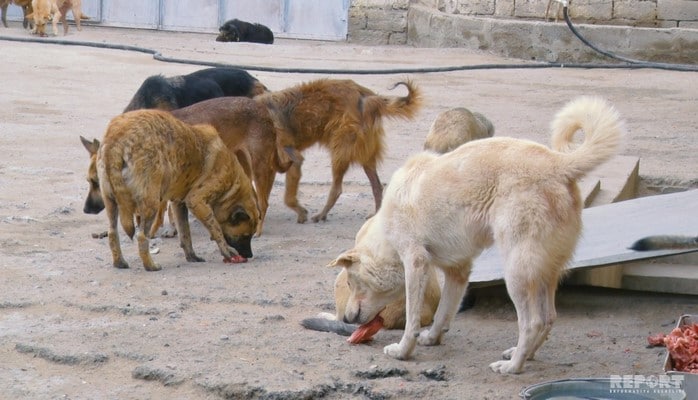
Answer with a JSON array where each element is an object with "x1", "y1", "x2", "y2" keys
[{"x1": 470, "y1": 189, "x2": 698, "y2": 284}]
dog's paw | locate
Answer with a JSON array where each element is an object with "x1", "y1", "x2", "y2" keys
[
  {"x1": 143, "y1": 262, "x2": 162, "y2": 272},
  {"x1": 185, "y1": 253, "x2": 205, "y2": 263},
  {"x1": 417, "y1": 329, "x2": 440, "y2": 346},
  {"x1": 501, "y1": 346, "x2": 516, "y2": 360},
  {"x1": 489, "y1": 360, "x2": 522, "y2": 374},
  {"x1": 311, "y1": 213, "x2": 327, "y2": 223},
  {"x1": 316, "y1": 312, "x2": 337, "y2": 320},
  {"x1": 383, "y1": 343, "x2": 408, "y2": 360}
]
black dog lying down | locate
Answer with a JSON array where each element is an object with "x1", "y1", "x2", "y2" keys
[
  {"x1": 123, "y1": 67, "x2": 268, "y2": 112},
  {"x1": 216, "y1": 19, "x2": 274, "y2": 44}
]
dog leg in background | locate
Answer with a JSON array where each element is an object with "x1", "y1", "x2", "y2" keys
[
  {"x1": 50, "y1": 4, "x2": 60, "y2": 36},
  {"x1": 363, "y1": 163, "x2": 383, "y2": 216},
  {"x1": 383, "y1": 249, "x2": 431, "y2": 360},
  {"x1": 170, "y1": 201, "x2": 205, "y2": 262},
  {"x1": 312, "y1": 159, "x2": 350, "y2": 223},
  {"x1": 418, "y1": 264, "x2": 471, "y2": 347},
  {"x1": 283, "y1": 158, "x2": 309, "y2": 224},
  {"x1": 1, "y1": 2, "x2": 7, "y2": 27}
]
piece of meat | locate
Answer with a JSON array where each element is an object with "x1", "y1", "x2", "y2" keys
[
  {"x1": 647, "y1": 332, "x2": 666, "y2": 347},
  {"x1": 223, "y1": 254, "x2": 247, "y2": 264},
  {"x1": 662, "y1": 323, "x2": 698, "y2": 373},
  {"x1": 347, "y1": 315, "x2": 384, "y2": 344}
]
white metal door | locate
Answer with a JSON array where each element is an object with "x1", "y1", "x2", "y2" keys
[{"x1": 3, "y1": 0, "x2": 349, "y2": 41}]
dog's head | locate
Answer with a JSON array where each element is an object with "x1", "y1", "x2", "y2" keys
[
  {"x1": 123, "y1": 75, "x2": 179, "y2": 112},
  {"x1": 327, "y1": 219, "x2": 406, "y2": 325},
  {"x1": 218, "y1": 205, "x2": 259, "y2": 259},
  {"x1": 80, "y1": 136, "x2": 105, "y2": 214},
  {"x1": 216, "y1": 21, "x2": 240, "y2": 42}
]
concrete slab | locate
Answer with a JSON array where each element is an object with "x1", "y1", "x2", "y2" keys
[{"x1": 470, "y1": 189, "x2": 698, "y2": 284}]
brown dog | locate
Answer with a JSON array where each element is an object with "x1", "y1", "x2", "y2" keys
[
  {"x1": 171, "y1": 97, "x2": 293, "y2": 237},
  {"x1": 255, "y1": 79, "x2": 421, "y2": 224},
  {"x1": 1, "y1": 0, "x2": 33, "y2": 29},
  {"x1": 83, "y1": 109, "x2": 259, "y2": 271},
  {"x1": 29, "y1": 0, "x2": 84, "y2": 36}
]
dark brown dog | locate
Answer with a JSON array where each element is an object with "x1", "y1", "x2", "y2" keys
[
  {"x1": 83, "y1": 110, "x2": 259, "y2": 271},
  {"x1": 255, "y1": 79, "x2": 422, "y2": 223},
  {"x1": 171, "y1": 97, "x2": 293, "y2": 236}
]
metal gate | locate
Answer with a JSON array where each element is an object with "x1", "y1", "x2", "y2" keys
[{"x1": 3, "y1": 0, "x2": 349, "y2": 41}]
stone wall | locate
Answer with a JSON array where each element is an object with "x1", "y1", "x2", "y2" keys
[
  {"x1": 347, "y1": 0, "x2": 698, "y2": 45},
  {"x1": 348, "y1": 0, "x2": 411, "y2": 44},
  {"x1": 420, "y1": 0, "x2": 698, "y2": 28}
]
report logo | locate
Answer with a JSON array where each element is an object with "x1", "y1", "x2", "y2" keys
[{"x1": 609, "y1": 374, "x2": 684, "y2": 395}]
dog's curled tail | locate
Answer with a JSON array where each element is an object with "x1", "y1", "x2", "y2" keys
[
  {"x1": 550, "y1": 96, "x2": 624, "y2": 180},
  {"x1": 300, "y1": 317, "x2": 356, "y2": 337},
  {"x1": 363, "y1": 80, "x2": 422, "y2": 121},
  {"x1": 630, "y1": 235, "x2": 698, "y2": 251}
]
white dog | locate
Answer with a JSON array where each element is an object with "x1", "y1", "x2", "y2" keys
[{"x1": 328, "y1": 96, "x2": 623, "y2": 374}]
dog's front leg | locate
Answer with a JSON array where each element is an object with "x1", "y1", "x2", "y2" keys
[
  {"x1": 50, "y1": 8, "x2": 60, "y2": 36},
  {"x1": 172, "y1": 201, "x2": 204, "y2": 262},
  {"x1": 419, "y1": 263, "x2": 471, "y2": 346},
  {"x1": 384, "y1": 250, "x2": 429, "y2": 360},
  {"x1": 187, "y1": 200, "x2": 237, "y2": 259}
]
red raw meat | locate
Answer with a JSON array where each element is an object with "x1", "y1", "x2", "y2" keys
[
  {"x1": 662, "y1": 323, "x2": 698, "y2": 373},
  {"x1": 347, "y1": 315, "x2": 384, "y2": 344},
  {"x1": 223, "y1": 254, "x2": 247, "y2": 264}
]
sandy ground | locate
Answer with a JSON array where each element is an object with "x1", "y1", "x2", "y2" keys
[{"x1": 0, "y1": 25, "x2": 697, "y2": 399}]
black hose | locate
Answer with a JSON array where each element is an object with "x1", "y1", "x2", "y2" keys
[
  {"x1": 562, "y1": 6, "x2": 697, "y2": 72},
  {"x1": 1, "y1": 11, "x2": 696, "y2": 74}
]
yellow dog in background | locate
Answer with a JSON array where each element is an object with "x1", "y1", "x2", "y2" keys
[
  {"x1": 29, "y1": 0, "x2": 84, "y2": 36},
  {"x1": 330, "y1": 96, "x2": 624, "y2": 374}
]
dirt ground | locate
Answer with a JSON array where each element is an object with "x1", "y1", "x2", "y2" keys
[{"x1": 1, "y1": 25, "x2": 697, "y2": 399}]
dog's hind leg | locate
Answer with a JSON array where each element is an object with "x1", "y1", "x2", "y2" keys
[
  {"x1": 136, "y1": 209, "x2": 161, "y2": 271},
  {"x1": 283, "y1": 158, "x2": 309, "y2": 224},
  {"x1": 312, "y1": 159, "x2": 350, "y2": 223},
  {"x1": 490, "y1": 247, "x2": 558, "y2": 374},
  {"x1": 362, "y1": 163, "x2": 383, "y2": 213},
  {"x1": 171, "y1": 201, "x2": 205, "y2": 262},
  {"x1": 104, "y1": 195, "x2": 129, "y2": 269},
  {"x1": 418, "y1": 263, "x2": 471, "y2": 346}
]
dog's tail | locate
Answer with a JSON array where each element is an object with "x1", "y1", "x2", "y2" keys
[
  {"x1": 101, "y1": 128, "x2": 137, "y2": 240},
  {"x1": 550, "y1": 96, "x2": 624, "y2": 180},
  {"x1": 362, "y1": 80, "x2": 422, "y2": 121},
  {"x1": 630, "y1": 235, "x2": 698, "y2": 251},
  {"x1": 300, "y1": 317, "x2": 356, "y2": 337}
]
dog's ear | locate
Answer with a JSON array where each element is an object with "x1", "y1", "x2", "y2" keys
[
  {"x1": 80, "y1": 136, "x2": 100, "y2": 156},
  {"x1": 230, "y1": 206, "x2": 251, "y2": 225},
  {"x1": 327, "y1": 250, "x2": 360, "y2": 268}
]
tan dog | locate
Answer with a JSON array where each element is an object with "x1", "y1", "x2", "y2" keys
[
  {"x1": 256, "y1": 79, "x2": 421, "y2": 224},
  {"x1": 424, "y1": 107, "x2": 494, "y2": 153},
  {"x1": 329, "y1": 96, "x2": 623, "y2": 374},
  {"x1": 84, "y1": 109, "x2": 259, "y2": 271},
  {"x1": 171, "y1": 97, "x2": 293, "y2": 237},
  {"x1": 29, "y1": 0, "x2": 83, "y2": 36}
]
